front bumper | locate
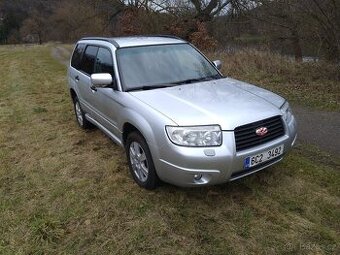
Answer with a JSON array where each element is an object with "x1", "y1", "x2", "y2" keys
[{"x1": 153, "y1": 116, "x2": 297, "y2": 187}]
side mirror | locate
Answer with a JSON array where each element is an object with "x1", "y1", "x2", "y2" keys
[
  {"x1": 213, "y1": 60, "x2": 222, "y2": 70},
  {"x1": 91, "y1": 73, "x2": 113, "y2": 88}
]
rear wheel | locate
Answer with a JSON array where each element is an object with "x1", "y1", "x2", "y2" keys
[
  {"x1": 126, "y1": 132, "x2": 159, "y2": 189},
  {"x1": 73, "y1": 97, "x2": 92, "y2": 129}
]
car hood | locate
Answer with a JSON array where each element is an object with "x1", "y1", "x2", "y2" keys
[{"x1": 130, "y1": 77, "x2": 285, "y2": 130}]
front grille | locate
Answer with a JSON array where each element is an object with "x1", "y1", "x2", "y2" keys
[{"x1": 234, "y1": 116, "x2": 285, "y2": 151}]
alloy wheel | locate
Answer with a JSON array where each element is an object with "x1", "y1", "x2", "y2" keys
[
  {"x1": 75, "y1": 101, "x2": 83, "y2": 126},
  {"x1": 129, "y1": 141, "x2": 149, "y2": 182}
]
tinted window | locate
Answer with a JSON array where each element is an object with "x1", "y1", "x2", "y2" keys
[
  {"x1": 80, "y1": 46, "x2": 99, "y2": 75},
  {"x1": 94, "y1": 48, "x2": 114, "y2": 76},
  {"x1": 71, "y1": 44, "x2": 85, "y2": 69}
]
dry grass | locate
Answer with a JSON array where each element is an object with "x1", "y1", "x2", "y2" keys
[
  {"x1": 208, "y1": 49, "x2": 340, "y2": 111},
  {"x1": 0, "y1": 45, "x2": 339, "y2": 254}
]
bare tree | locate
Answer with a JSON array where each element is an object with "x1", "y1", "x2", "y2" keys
[
  {"x1": 20, "y1": 14, "x2": 44, "y2": 44},
  {"x1": 235, "y1": 0, "x2": 340, "y2": 62},
  {"x1": 298, "y1": 0, "x2": 340, "y2": 62},
  {"x1": 190, "y1": 0, "x2": 232, "y2": 21},
  {"x1": 236, "y1": 0, "x2": 304, "y2": 62}
]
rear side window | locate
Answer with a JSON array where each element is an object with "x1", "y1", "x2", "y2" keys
[
  {"x1": 80, "y1": 46, "x2": 99, "y2": 75},
  {"x1": 71, "y1": 44, "x2": 85, "y2": 69},
  {"x1": 94, "y1": 48, "x2": 114, "y2": 76}
]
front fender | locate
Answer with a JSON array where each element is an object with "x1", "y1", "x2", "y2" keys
[{"x1": 119, "y1": 107, "x2": 174, "y2": 163}]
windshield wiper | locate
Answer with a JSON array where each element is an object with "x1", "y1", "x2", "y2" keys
[
  {"x1": 125, "y1": 75, "x2": 223, "y2": 92},
  {"x1": 125, "y1": 84, "x2": 175, "y2": 92},
  {"x1": 174, "y1": 74, "x2": 222, "y2": 85}
]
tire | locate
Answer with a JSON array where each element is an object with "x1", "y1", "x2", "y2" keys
[
  {"x1": 125, "y1": 131, "x2": 160, "y2": 190},
  {"x1": 73, "y1": 96, "x2": 93, "y2": 129}
]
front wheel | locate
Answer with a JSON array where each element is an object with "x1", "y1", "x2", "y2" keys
[{"x1": 125, "y1": 132, "x2": 160, "y2": 190}]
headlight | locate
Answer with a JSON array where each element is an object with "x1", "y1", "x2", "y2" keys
[
  {"x1": 280, "y1": 101, "x2": 293, "y2": 122},
  {"x1": 166, "y1": 125, "x2": 222, "y2": 147}
]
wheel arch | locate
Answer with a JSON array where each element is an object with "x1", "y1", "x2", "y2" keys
[
  {"x1": 70, "y1": 88, "x2": 77, "y2": 102},
  {"x1": 122, "y1": 122, "x2": 142, "y2": 146}
]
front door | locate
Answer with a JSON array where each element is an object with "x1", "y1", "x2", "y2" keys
[{"x1": 90, "y1": 47, "x2": 122, "y2": 138}]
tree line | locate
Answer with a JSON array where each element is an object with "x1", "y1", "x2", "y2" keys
[{"x1": 0, "y1": 0, "x2": 339, "y2": 62}]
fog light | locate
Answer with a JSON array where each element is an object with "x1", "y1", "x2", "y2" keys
[{"x1": 194, "y1": 173, "x2": 203, "y2": 181}]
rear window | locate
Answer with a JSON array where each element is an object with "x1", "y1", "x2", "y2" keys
[
  {"x1": 71, "y1": 44, "x2": 85, "y2": 69},
  {"x1": 80, "y1": 46, "x2": 99, "y2": 75}
]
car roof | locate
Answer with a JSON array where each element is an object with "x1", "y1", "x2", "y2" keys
[{"x1": 80, "y1": 35, "x2": 186, "y2": 48}]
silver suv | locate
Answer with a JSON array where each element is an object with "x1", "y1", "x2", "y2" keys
[{"x1": 68, "y1": 36, "x2": 297, "y2": 189}]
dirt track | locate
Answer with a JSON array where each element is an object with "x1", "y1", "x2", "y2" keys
[
  {"x1": 52, "y1": 46, "x2": 340, "y2": 157},
  {"x1": 51, "y1": 46, "x2": 70, "y2": 66},
  {"x1": 292, "y1": 106, "x2": 340, "y2": 156}
]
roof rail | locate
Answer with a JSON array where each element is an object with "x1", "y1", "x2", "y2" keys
[
  {"x1": 133, "y1": 34, "x2": 185, "y2": 41},
  {"x1": 80, "y1": 37, "x2": 120, "y2": 48},
  {"x1": 80, "y1": 35, "x2": 185, "y2": 48}
]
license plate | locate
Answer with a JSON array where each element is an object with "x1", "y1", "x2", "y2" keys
[{"x1": 244, "y1": 145, "x2": 284, "y2": 169}]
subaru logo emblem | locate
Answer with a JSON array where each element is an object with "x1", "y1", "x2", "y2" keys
[{"x1": 256, "y1": 127, "x2": 268, "y2": 137}]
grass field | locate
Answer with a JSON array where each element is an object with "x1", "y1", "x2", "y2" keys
[{"x1": 0, "y1": 44, "x2": 339, "y2": 254}]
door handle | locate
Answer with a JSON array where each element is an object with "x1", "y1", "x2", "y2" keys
[
  {"x1": 75, "y1": 76, "x2": 79, "y2": 82},
  {"x1": 90, "y1": 85, "x2": 97, "y2": 92}
]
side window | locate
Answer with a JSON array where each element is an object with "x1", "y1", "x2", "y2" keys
[
  {"x1": 71, "y1": 44, "x2": 85, "y2": 69},
  {"x1": 80, "y1": 46, "x2": 99, "y2": 75},
  {"x1": 94, "y1": 47, "x2": 114, "y2": 76}
]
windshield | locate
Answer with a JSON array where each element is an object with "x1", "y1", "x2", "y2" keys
[{"x1": 117, "y1": 44, "x2": 220, "y2": 91}]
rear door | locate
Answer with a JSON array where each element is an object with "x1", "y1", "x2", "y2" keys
[
  {"x1": 76, "y1": 45, "x2": 99, "y2": 117},
  {"x1": 69, "y1": 43, "x2": 85, "y2": 96}
]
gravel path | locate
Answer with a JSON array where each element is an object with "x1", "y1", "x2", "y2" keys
[
  {"x1": 51, "y1": 46, "x2": 70, "y2": 66},
  {"x1": 52, "y1": 46, "x2": 340, "y2": 157},
  {"x1": 292, "y1": 106, "x2": 340, "y2": 156}
]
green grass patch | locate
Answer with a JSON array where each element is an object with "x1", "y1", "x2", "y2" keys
[
  {"x1": 0, "y1": 45, "x2": 339, "y2": 254},
  {"x1": 33, "y1": 106, "x2": 48, "y2": 114}
]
